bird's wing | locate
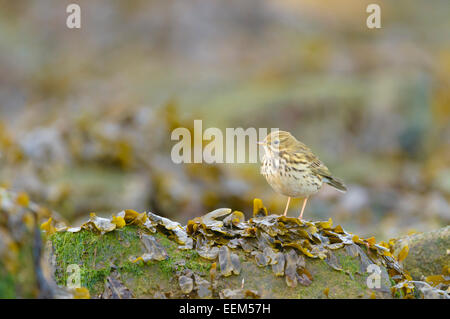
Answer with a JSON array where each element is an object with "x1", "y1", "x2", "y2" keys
[
  {"x1": 291, "y1": 143, "x2": 332, "y2": 175},
  {"x1": 292, "y1": 143, "x2": 347, "y2": 192},
  {"x1": 306, "y1": 154, "x2": 332, "y2": 178},
  {"x1": 303, "y1": 149, "x2": 347, "y2": 192}
]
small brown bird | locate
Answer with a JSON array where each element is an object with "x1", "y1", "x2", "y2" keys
[{"x1": 259, "y1": 131, "x2": 346, "y2": 219}]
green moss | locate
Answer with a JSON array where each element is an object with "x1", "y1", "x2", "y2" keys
[
  {"x1": 154, "y1": 232, "x2": 211, "y2": 277},
  {"x1": 51, "y1": 226, "x2": 145, "y2": 293},
  {"x1": 50, "y1": 225, "x2": 393, "y2": 298},
  {"x1": 339, "y1": 255, "x2": 360, "y2": 277},
  {"x1": 51, "y1": 226, "x2": 213, "y2": 297},
  {"x1": 209, "y1": 249, "x2": 377, "y2": 299},
  {"x1": 400, "y1": 228, "x2": 450, "y2": 279}
]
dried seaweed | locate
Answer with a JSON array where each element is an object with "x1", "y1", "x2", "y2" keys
[
  {"x1": 138, "y1": 234, "x2": 168, "y2": 262},
  {"x1": 82, "y1": 213, "x2": 116, "y2": 235},
  {"x1": 42, "y1": 196, "x2": 415, "y2": 297},
  {"x1": 179, "y1": 275, "x2": 194, "y2": 294},
  {"x1": 254, "y1": 251, "x2": 269, "y2": 267},
  {"x1": 285, "y1": 248, "x2": 300, "y2": 287},
  {"x1": 147, "y1": 212, "x2": 193, "y2": 249},
  {"x1": 194, "y1": 274, "x2": 212, "y2": 298},
  {"x1": 325, "y1": 251, "x2": 342, "y2": 271},
  {"x1": 102, "y1": 275, "x2": 133, "y2": 299},
  {"x1": 220, "y1": 288, "x2": 260, "y2": 299},
  {"x1": 271, "y1": 252, "x2": 285, "y2": 276},
  {"x1": 218, "y1": 246, "x2": 241, "y2": 276}
]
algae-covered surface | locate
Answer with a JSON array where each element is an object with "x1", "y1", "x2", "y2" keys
[
  {"x1": 50, "y1": 227, "x2": 392, "y2": 298},
  {"x1": 47, "y1": 199, "x2": 406, "y2": 299},
  {"x1": 393, "y1": 226, "x2": 449, "y2": 280},
  {"x1": 51, "y1": 227, "x2": 212, "y2": 297},
  {"x1": 1, "y1": 187, "x2": 448, "y2": 299}
]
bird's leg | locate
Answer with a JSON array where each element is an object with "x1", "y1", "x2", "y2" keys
[
  {"x1": 298, "y1": 197, "x2": 309, "y2": 220},
  {"x1": 283, "y1": 197, "x2": 291, "y2": 216}
]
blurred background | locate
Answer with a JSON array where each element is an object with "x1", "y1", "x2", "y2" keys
[{"x1": 0, "y1": 0, "x2": 449, "y2": 241}]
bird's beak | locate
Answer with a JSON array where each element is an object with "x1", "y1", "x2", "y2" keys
[{"x1": 257, "y1": 141, "x2": 264, "y2": 145}]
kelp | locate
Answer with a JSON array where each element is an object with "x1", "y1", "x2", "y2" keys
[
  {"x1": 194, "y1": 274, "x2": 212, "y2": 298},
  {"x1": 133, "y1": 234, "x2": 168, "y2": 263},
  {"x1": 179, "y1": 275, "x2": 194, "y2": 294},
  {"x1": 82, "y1": 213, "x2": 116, "y2": 235},
  {"x1": 182, "y1": 199, "x2": 415, "y2": 294},
  {"x1": 41, "y1": 196, "x2": 444, "y2": 298},
  {"x1": 218, "y1": 246, "x2": 241, "y2": 277},
  {"x1": 101, "y1": 276, "x2": 133, "y2": 299},
  {"x1": 147, "y1": 212, "x2": 193, "y2": 249},
  {"x1": 219, "y1": 288, "x2": 260, "y2": 299},
  {"x1": 271, "y1": 251, "x2": 286, "y2": 276}
]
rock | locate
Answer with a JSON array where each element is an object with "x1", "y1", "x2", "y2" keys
[
  {"x1": 46, "y1": 212, "x2": 401, "y2": 298},
  {"x1": 1, "y1": 188, "x2": 439, "y2": 299},
  {"x1": 393, "y1": 226, "x2": 449, "y2": 280}
]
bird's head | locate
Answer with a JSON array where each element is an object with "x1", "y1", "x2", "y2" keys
[{"x1": 258, "y1": 130, "x2": 298, "y2": 153}]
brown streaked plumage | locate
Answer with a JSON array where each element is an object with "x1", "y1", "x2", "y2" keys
[{"x1": 259, "y1": 131, "x2": 346, "y2": 219}]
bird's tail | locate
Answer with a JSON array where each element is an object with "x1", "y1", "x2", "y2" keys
[{"x1": 323, "y1": 176, "x2": 347, "y2": 193}]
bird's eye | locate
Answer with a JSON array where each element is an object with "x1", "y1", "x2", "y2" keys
[{"x1": 273, "y1": 139, "x2": 280, "y2": 145}]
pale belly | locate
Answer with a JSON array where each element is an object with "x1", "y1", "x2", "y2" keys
[{"x1": 261, "y1": 156, "x2": 323, "y2": 198}]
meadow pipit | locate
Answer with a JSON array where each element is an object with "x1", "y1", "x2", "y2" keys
[{"x1": 259, "y1": 131, "x2": 347, "y2": 219}]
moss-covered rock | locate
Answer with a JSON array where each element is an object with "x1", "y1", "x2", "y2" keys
[
  {"x1": 0, "y1": 188, "x2": 422, "y2": 299},
  {"x1": 50, "y1": 227, "x2": 211, "y2": 298},
  {"x1": 49, "y1": 225, "x2": 394, "y2": 298},
  {"x1": 393, "y1": 226, "x2": 449, "y2": 280}
]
